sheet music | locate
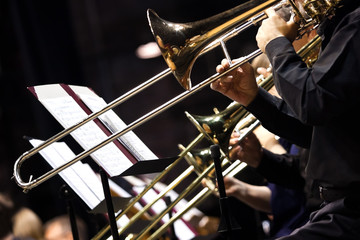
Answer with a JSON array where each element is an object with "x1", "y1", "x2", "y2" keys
[
  {"x1": 29, "y1": 139, "x2": 140, "y2": 218},
  {"x1": 29, "y1": 139, "x2": 104, "y2": 210},
  {"x1": 33, "y1": 84, "x2": 133, "y2": 177},
  {"x1": 69, "y1": 85, "x2": 158, "y2": 161}
]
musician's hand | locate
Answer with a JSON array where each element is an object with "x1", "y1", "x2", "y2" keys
[
  {"x1": 209, "y1": 176, "x2": 246, "y2": 199},
  {"x1": 211, "y1": 59, "x2": 258, "y2": 107},
  {"x1": 256, "y1": 66, "x2": 271, "y2": 79},
  {"x1": 256, "y1": 8, "x2": 299, "y2": 53},
  {"x1": 223, "y1": 176, "x2": 247, "y2": 198},
  {"x1": 229, "y1": 131, "x2": 263, "y2": 168}
]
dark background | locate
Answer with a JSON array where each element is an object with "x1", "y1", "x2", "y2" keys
[{"x1": 0, "y1": 0, "x2": 261, "y2": 238}]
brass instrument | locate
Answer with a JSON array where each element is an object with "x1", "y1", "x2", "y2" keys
[
  {"x1": 301, "y1": 0, "x2": 344, "y2": 24},
  {"x1": 12, "y1": 0, "x2": 333, "y2": 238},
  {"x1": 150, "y1": 35, "x2": 321, "y2": 239},
  {"x1": 95, "y1": 35, "x2": 321, "y2": 240},
  {"x1": 148, "y1": 0, "x2": 341, "y2": 90},
  {"x1": 13, "y1": 0, "x2": 335, "y2": 192},
  {"x1": 186, "y1": 33, "x2": 321, "y2": 157},
  {"x1": 91, "y1": 134, "x2": 205, "y2": 240},
  {"x1": 13, "y1": 0, "x2": 282, "y2": 192},
  {"x1": 148, "y1": 0, "x2": 282, "y2": 90}
]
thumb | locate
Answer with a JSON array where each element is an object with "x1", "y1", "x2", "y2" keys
[{"x1": 287, "y1": 16, "x2": 300, "y2": 41}]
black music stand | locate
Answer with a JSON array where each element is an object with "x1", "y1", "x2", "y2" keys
[
  {"x1": 59, "y1": 185, "x2": 80, "y2": 240},
  {"x1": 210, "y1": 145, "x2": 241, "y2": 240},
  {"x1": 99, "y1": 168, "x2": 121, "y2": 240}
]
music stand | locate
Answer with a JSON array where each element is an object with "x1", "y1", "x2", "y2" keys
[{"x1": 210, "y1": 144, "x2": 241, "y2": 240}]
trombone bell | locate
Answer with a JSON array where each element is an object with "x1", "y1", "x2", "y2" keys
[
  {"x1": 185, "y1": 102, "x2": 248, "y2": 153},
  {"x1": 147, "y1": 0, "x2": 282, "y2": 90}
]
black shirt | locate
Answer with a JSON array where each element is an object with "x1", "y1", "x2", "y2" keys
[{"x1": 247, "y1": 1, "x2": 360, "y2": 188}]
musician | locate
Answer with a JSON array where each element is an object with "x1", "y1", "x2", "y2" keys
[
  {"x1": 225, "y1": 129, "x2": 322, "y2": 239},
  {"x1": 211, "y1": 0, "x2": 360, "y2": 239}
]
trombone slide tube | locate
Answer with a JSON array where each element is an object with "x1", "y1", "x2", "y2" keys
[
  {"x1": 148, "y1": 160, "x2": 246, "y2": 240},
  {"x1": 91, "y1": 133, "x2": 205, "y2": 240},
  {"x1": 113, "y1": 166, "x2": 195, "y2": 238},
  {"x1": 14, "y1": 49, "x2": 261, "y2": 191},
  {"x1": 13, "y1": 68, "x2": 172, "y2": 191},
  {"x1": 134, "y1": 162, "x2": 217, "y2": 240},
  {"x1": 149, "y1": 188, "x2": 212, "y2": 240},
  {"x1": 143, "y1": 18, "x2": 323, "y2": 240}
]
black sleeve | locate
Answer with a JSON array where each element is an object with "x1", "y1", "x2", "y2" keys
[
  {"x1": 266, "y1": 33, "x2": 360, "y2": 125},
  {"x1": 256, "y1": 148, "x2": 305, "y2": 189},
  {"x1": 246, "y1": 88, "x2": 312, "y2": 148}
]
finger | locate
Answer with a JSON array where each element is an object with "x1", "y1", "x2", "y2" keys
[
  {"x1": 216, "y1": 64, "x2": 224, "y2": 73},
  {"x1": 229, "y1": 145, "x2": 242, "y2": 160},
  {"x1": 229, "y1": 138, "x2": 239, "y2": 146},
  {"x1": 221, "y1": 58, "x2": 230, "y2": 68},
  {"x1": 201, "y1": 178, "x2": 208, "y2": 188},
  {"x1": 257, "y1": 67, "x2": 268, "y2": 76},
  {"x1": 223, "y1": 176, "x2": 230, "y2": 183},
  {"x1": 287, "y1": 16, "x2": 300, "y2": 33},
  {"x1": 210, "y1": 77, "x2": 229, "y2": 90},
  {"x1": 290, "y1": 11, "x2": 301, "y2": 26},
  {"x1": 223, "y1": 176, "x2": 235, "y2": 185},
  {"x1": 264, "y1": 8, "x2": 277, "y2": 18},
  {"x1": 221, "y1": 75, "x2": 233, "y2": 83},
  {"x1": 232, "y1": 130, "x2": 240, "y2": 136},
  {"x1": 230, "y1": 131, "x2": 240, "y2": 140},
  {"x1": 210, "y1": 80, "x2": 220, "y2": 90},
  {"x1": 242, "y1": 62, "x2": 255, "y2": 72}
]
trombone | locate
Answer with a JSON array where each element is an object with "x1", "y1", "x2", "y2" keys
[
  {"x1": 12, "y1": 0, "x2": 327, "y2": 237},
  {"x1": 143, "y1": 35, "x2": 322, "y2": 240},
  {"x1": 95, "y1": 34, "x2": 322, "y2": 239},
  {"x1": 13, "y1": 0, "x2": 287, "y2": 192}
]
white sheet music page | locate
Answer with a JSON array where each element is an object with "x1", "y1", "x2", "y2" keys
[
  {"x1": 29, "y1": 139, "x2": 104, "y2": 210},
  {"x1": 69, "y1": 85, "x2": 158, "y2": 161},
  {"x1": 32, "y1": 84, "x2": 133, "y2": 177}
]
